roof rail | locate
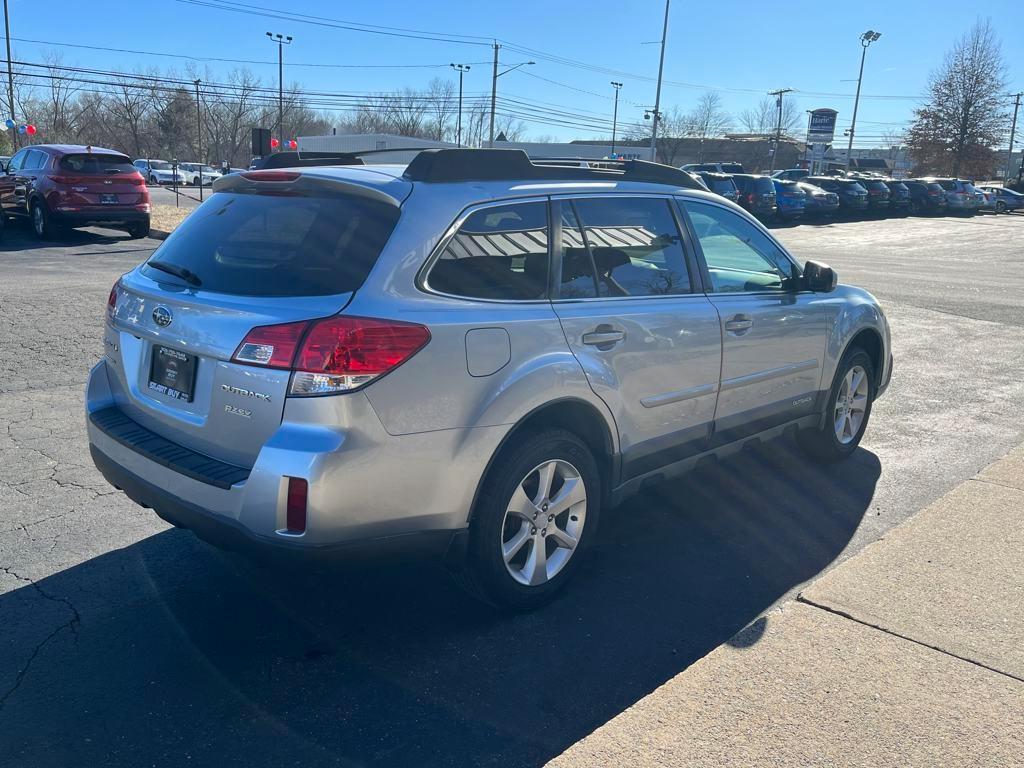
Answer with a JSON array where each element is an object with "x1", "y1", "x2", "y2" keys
[
  {"x1": 402, "y1": 148, "x2": 705, "y2": 189},
  {"x1": 252, "y1": 151, "x2": 365, "y2": 170}
]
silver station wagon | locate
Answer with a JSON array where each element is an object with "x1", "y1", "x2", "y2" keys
[{"x1": 86, "y1": 149, "x2": 892, "y2": 609}]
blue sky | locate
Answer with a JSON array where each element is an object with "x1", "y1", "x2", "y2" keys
[{"x1": 10, "y1": 0, "x2": 1022, "y2": 145}]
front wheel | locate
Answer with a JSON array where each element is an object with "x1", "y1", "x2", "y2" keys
[
  {"x1": 798, "y1": 348, "x2": 875, "y2": 462},
  {"x1": 31, "y1": 200, "x2": 59, "y2": 240},
  {"x1": 456, "y1": 430, "x2": 600, "y2": 610}
]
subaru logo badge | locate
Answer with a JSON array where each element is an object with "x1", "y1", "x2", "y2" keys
[{"x1": 152, "y1": 306, "x2": 173, "y2": 328}]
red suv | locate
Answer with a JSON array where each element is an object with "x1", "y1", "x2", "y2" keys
[{"x1": 1, "y1": 144, "x2": 150, "y2": 239}]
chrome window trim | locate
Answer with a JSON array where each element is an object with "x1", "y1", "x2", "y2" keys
[{"x1": 416, "y1": 195, "x2": 555, "y2": 305}]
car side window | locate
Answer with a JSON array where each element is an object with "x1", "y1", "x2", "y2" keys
[
  {"x1": 682, "y1": 200, "x2": 797, "y2": 294},
  {"x1": 7, "y1": 149, "x2": 26, "y2": 173},
  {"x1": 570, "y1": 196, "x2": 693, "y2": 297},
  {"x1": 558, "y1": 204, "x2": 599, "y2": 298},
  {"x1": 26, "y1": 150, "x2": 47, "y2": 170},
  {"x1": 427, "y1": 201, "x2": 549, "y2": 301}
]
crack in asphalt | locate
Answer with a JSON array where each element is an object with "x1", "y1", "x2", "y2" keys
[{"x1": 0, "y1": 565, "x2": 82, "y2": 710}]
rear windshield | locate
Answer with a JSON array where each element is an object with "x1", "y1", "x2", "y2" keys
[
  {"x1": 144, "y1": 191, "x2": 399, "y2": 297},
  {"x1": 719, "y1": 163, "x2": 744, "y2": 173},
  {"x1": 935, "y1": 180, "x2": 955, "y2": 190},
  {"x1": 59, "y1": 154, "x2": 135, "y2": 174},
  {"x1": 753, "y1": 177, "x2": 775, "y2": 193},
  {"x1": 709, "y1": 178, "x2": 737, "y2": 194}
]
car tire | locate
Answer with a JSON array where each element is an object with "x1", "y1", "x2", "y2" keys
[
  {"x1": 996, "y1": 200, "x2": 1006, "y2": 214},
  {"x1": 909, "y1": 199, "x2": 920, "y2": 215},
  {"x1": 126, "y1": 219, "x2": 150, "y2": 239},
  {"x1": 798, "y1": 347, "x2": 875, "y2": 463},
  {"x1": 30, "y1": 199, "x2": 59, "y2": 240},
  {"x1": 456, "y1": 429, "x2": 601, "y2": 610}
]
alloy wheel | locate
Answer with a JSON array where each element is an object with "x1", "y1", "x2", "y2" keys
[
  {"x1": 996, "y1": 201, "x2": 1006, "y2": 214},
  {"x1": 32, "y1": 205, "x2": 44, "y2": 236},
  {"x1": 500, "y1": 459, "x2": 587, "y2": 586},
  {"x1": 834, "y1": 365, "x2": 870, "y2": 445}
]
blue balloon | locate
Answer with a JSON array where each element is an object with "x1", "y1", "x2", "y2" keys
[
  {"x1": 17, "y1": 124, "x2": 26, "y2": 134},
  {"x1": 4, "y1": 118, "x2": 13, "y2": 129}
]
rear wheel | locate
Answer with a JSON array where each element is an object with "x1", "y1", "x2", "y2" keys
[
  {"x1": 126, "y1": 219, "x2": 150, "y2": 239},
  {"x1": 30, "y1": 200, "x2": 59, "y2": 240},
  {"x1": 996, "y1": 200, "x2": 1006, "y2": 214},
  {"x1": 456, "y1": 430, "x2": 600, "y2": 610},
  {"x1": 798, "y1": 347, "x2": 875, "y2": 462}
]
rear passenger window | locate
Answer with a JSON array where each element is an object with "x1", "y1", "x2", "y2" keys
[
  {"x1": 569, "y1": 197, "x2": 692, "y2": 297},
  {"x1": 428, "y1": 201, "x2": 549, "y2": 301}
]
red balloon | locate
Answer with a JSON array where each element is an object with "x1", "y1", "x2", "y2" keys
[
  {"x1": 270, "y1": 137, "x2": 280, "y2": 149},
  {"x1": 288, "y1": 140, "x2": 297, "y2": 150},
  {"x1": 25, "y1": 124, "x2": 36, "y2": 135}
]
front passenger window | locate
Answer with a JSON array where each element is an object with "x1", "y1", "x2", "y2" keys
[{"x1": 683, "y1": 200, "x2": 797, "y2": 293}]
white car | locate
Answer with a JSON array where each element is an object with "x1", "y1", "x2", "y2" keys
[
  {"x1": 133, "y1": 159, "x2": 186, "y2": 186},
  {"x1": 179, "y1": 163, "x2": 219, "y2": 186}
]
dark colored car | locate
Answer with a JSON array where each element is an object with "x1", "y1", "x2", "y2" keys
[
  {"x1": 797, "y1": 181, "x2": 840, "y2": 215},
  {"x1": 885, "y1": 180, "x2": 911, "y2": 215},
  {"x1": 2, "y1": 145, "x2": 150, "y2": 239},
  {"x1": 901, "y1": 179, "x2": 948, "y2": 215},
  {"x1": 730, "y1": 174, "x2": 777, "y2": 220},
  {"x1": 697, "y1": 171, "x2": 739, "y2": 203},
  {"x1": 855, "y1": 177, "x2": 892, "y2": 214},
  {"x1": 771, "y1": 179, "x2": 806, "y2": 221},
  {"x1": 805, "y1": 176, "x2": 869, "y2": 215}
]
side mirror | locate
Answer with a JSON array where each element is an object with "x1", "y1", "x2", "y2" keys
[{"x1": 804, "y1": 259, "x2": 837, "y2": 292}]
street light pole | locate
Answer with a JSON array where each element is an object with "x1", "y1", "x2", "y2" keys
[
  {"x1": 194, "y1": 79, "x2": 203, "y2": 202},
  {"x1": 1006, "y1": 92, "x2": 1022, "y2": 182},
  {"x1": 451, "y1": 63, "x2": 470, "y2": 147},
  {"x1": 610, "y1": 81, "x2": 622, "y2": 156},
  {"x1": 489, "y1": 51, "x2": 534, "y2": 149},
  {"x1": 3, "y1": 0, "x2": 15, "y2": 151},
  {"x1": 649, "y1": 0, "x2": 670, "y2": 163},
  {"x1": 266, "y1": 32, "x2": 293, "y2": 151},
  {"x1": 846, "y1": 29, "x2": 881, "y2": 172}
]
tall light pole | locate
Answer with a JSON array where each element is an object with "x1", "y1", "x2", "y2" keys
[
  {"x1": 649, "y1": 0, "x2": 670, "y2": 162},
  {"x1": 488, "y1": 47, "x2": 533, "y2": 148},
  {"x1": 194, "y1": 79, "x2": 203, "y2": 202},
  {"x1": 845, "y1": 29, "x2": 881, "y2": 171},
  {"x1": 610, "y1": 81, "x2": 623, "y2": 156},
  {"x1": 266, "y1": 32, "x2": 293, "y2": 151},
  {"x1": 1006, "y1": 92, "x2": 1022, "y2": 182},
  {"x1": 767, "y1": 87, "x2": 794, "y2": 172},
  {"x1": 3, "y1": 0, "x2": 15, "y2": 151},
  {"x1": 451, "y1": 63, "x2": 470, "y2": 147}
]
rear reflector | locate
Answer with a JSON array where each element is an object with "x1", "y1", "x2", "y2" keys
[
  {"x1": 232, "y1": 321, "x2": 310, "y2": 368},
  {"x1": 107, "y1": 279, "x2": 121, "y2": 318},
  {"x1": 286, "y1": 477, "x2": 307, "y2": 533}
]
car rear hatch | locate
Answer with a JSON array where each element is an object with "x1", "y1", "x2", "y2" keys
[
  {"x1": 106, "y1": 170, "x2": 405, "y2": 467},
  {"x1": 53, "y1": 153, "x2": 146, "y2": 207}
]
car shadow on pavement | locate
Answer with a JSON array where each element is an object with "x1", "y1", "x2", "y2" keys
[{"x1": 0, "y1": 437, "x2": 880, "y2": 768}]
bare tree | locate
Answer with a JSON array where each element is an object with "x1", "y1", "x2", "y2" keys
[
  {"x1": 424, "y1": 77, "x2": 455, "y2": 142},
  {"x1": 656, "y1": 106, "x2": 691, "y2": 165},
  {"x1": 686, "y1": 92, "x2": 732, "y2": 140},
  {"x1": 906, "y1": 18, "x2": 1008, "y2": 177},
  {"x1": 739, "y1": 96, "x2": 799, "y2": 135}
]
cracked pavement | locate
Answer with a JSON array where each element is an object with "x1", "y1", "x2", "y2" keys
[{"x1": 1, "y1": 215, "x2": 1024, "y2": 767}]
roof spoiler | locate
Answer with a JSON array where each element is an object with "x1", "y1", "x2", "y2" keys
[{"x1": 402, "y1": 148, "x2": 705, "y2": 189}]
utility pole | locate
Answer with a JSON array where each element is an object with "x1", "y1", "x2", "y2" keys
[
  {"x1": 767, "y1": 87, "x2": 794, "y2": 172},
  {"x1": 451, "y1": 63, "x2": 470, "y2": 147},
  {"x1": 610, "y1": 81, "x2": 623, "y2": 156},
  {"x1": 266, "y1": 32, "x2": 293, "y2": 151},
  {"x1": 194, "y1": 79, "x2": 203, "y2": 202},
  {"x1": 846, "y1": 29, "x2": 881, "y2": 171},
  {"x1": 489, "y1": 48, "x2": 533, "y2": 149},
  {"x1": 3, "y1": 0, "x2": 15, "y2": 151},
  {"x1": 649, "y1": 0, "x2": 670, "y2": 163},
  {"x1": 1006, "y1": 92, "x2": 1022, "y2": 182},
  {"x1": 489, "y1": 42, "x2": 499, "y2": 148}
]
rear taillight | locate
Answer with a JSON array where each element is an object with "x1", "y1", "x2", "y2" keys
[
  {"x1": 231, "y1": 316, "x2": 431, "y2": 396},
  {"x1": 232, "y1": 320, "x2": 310, "y2": 368},
  {"x1": 107, "y1": 279, "x2": 121, "y2": 318},
  {"x1": 291, "y1": 316, "x2": 431, "y2": 395},
  {"x1": 746, "y1": 193, "x2": 755, "y2": 204}
]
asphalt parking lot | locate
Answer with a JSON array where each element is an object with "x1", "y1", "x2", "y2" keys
[{"x1": 1, "y1": 213, "x2": 1023, "y2": 767}]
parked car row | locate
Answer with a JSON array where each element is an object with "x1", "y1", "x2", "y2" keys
[
  {"x1": 683, "y1": 162, "x2": 1022, "y2": 225},
  {"x1": 132, "y1": 158, "x2": 224, "y2": 186}
]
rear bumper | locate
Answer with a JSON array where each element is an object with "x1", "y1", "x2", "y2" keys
[
  {"x1": 85, "y1": 358, "x2": 501, "y2": 557},
  {"x1": 53, "y1": 208, "x2": 149, "y2": 227}
]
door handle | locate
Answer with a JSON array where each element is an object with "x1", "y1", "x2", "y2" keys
[
  {"x1": 724, "y1": 314, "x2": 753, "y2": 333},
  {"x1": 582, "y1": 326, "x2": 625, "y2": 348}
]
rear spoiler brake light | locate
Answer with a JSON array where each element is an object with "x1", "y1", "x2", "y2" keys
[{"x1": 241, "y1": 171, "x2": 302, "y2": 182}]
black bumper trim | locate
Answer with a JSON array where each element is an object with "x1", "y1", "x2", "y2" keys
[
  {"x1": 90, "y1": 444, "x2": 461, "y2": 563},
  {"x1": 89, "y1": 406, "x2": 250, "y2": 489}
]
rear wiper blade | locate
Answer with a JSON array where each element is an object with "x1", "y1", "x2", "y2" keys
[{"x1": 146, "y1": 260, "x2": 202, "y2": 287}]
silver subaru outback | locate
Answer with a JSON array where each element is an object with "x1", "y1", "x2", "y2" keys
[{"x1": 86, "y1": 149, "x2": 892, "y2": 609}]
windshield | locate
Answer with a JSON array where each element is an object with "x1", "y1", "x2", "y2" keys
[
  {"x1": 144, "y1": 191, "x2": 399, "y2": 297},
  {"x1": 150, "y1": 162, "x2": 173, "y2": 170}
]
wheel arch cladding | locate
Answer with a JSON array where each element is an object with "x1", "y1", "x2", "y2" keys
[
  {"x1": 845, "y1": 328, "x2": 884, "y2": 390},
  {"x1": 467, "y1": 398, "x2": 616, "y2": 523}
]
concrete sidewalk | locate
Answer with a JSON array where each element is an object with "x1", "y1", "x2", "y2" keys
[{"x1": 547, "y1": 446, "x2": 1024, "y2": 767}]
